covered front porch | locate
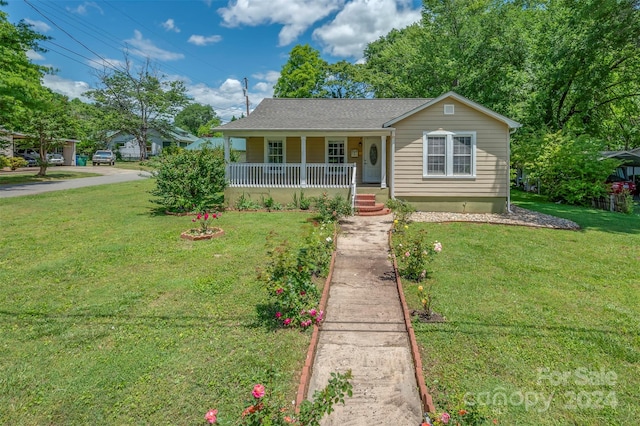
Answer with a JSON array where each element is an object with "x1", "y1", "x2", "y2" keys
[{"x1": 222, "y1": 133, "x2": 391, "y2": 190}]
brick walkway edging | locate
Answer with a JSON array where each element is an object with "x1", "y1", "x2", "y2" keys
[
  {"x1": 294, "y1": 230, "x2": 338, "y2": 410},
  {"x1": 389, "y1": 229, "x2": 437, "y2": 416}
]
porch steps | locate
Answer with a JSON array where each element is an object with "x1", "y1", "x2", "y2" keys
[{"x1": 355, "y1": 194, "x2": 391, "y2": 216}]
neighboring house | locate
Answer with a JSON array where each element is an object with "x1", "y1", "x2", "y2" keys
[
  {"x1": 1, "y1": 129, "x2": 77, "y2": 166},
  {"x1": 215, "y1": 91, "x2": 521, "y2": 213},
  {"x1": 185, "y1": 137, "x2": 247, "y2": 162},
  {"x1": 602, "y1": 148, "x2": 640, "y2": 184},
  {"x1": 107, "y1": 127, "x2": 201, "y2": 159}
]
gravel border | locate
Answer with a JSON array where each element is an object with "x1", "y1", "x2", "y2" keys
[{"x1": 410, "y1": 205, "x2": 580, "y2": 230}]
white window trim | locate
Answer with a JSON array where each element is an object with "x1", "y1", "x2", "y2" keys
[
  {"x1": 264, "y1": 137, "x2": 286, "y2": 163},
  {"x1": 264, "y1": 137, "x2": 286, "y2": 173},
  {"x1": 444, "y1": 104, "x2": 455, "y2": 115},
  {"x1": 324, "y1": 137, "x2": 347, "y2": 163},
  {"x1": 422, "y1": 130, "x2": 476, "y2": 178},
  {"x1": 324, "y1": 136, "x2": 348, "y2": 175}
]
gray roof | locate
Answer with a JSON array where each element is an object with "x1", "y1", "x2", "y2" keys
[{"x1": 216, "y1": 98, "x2": 433, "y2": 131}]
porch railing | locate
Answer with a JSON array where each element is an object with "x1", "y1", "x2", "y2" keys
[{"x1": 227, "y1": 163, "x2": 356, "y2": 188}]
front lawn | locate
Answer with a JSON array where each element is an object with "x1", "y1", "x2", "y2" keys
[
  {"x1": 405, "y1": 190, "x2": 639, "y2": 425},
  {"x1": 0, "y1": 170, "x2": 101, "y2": 185},
  {"x1": 0, "y1": 179, "x2": 316, "y2": 424}
]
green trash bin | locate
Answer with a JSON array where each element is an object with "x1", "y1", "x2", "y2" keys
[{"x1": 77, "y1": 155, "x2": 87, "y2": 166}]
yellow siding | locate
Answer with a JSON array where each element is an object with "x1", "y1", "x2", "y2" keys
[
  {"x1": 393, "y1": 98, "x2": 509, "y2": 198},
  {"x1": 246, "y1": 137, "x2": 263, "y2": 163},
  {"x1": 287, "y1": 137, "x2": 301, "y2": 163},
  {"x1": 306, "y1": 137, "x2": 325, "y2": 163}
]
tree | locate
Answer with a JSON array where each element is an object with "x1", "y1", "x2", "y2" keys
[
  {"x1": 174, "y1": 103, "x2": 220, "y2": 135},
  {"x1": 526, "y1": 0, "x2": 640, "y2": 133},
  {"x1": 0, "y1": 1, "x2": 50, "y2": 139},
  {"x1": 17, "y1": 90, "x2": 78, "y2": 176},
  {"x1": 322, "y1": 61, "x2": 373, "y2": 98},
  {"x1": 87, "y1": 56, "x2": 190, "y2": 160},
  {"x1": 274, "y1": 44, "x2": 328, "y2": 98}
]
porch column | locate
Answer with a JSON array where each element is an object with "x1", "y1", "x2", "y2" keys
[
  {"x1": 380, "y1": 135, "x2": 387, "y2": 189},
  {"x1": 223, "y1": 136, "x2": 230, "y2": 181},
  {"x1": 301, "y1": 136, "x2": 307, "y2": 188}
]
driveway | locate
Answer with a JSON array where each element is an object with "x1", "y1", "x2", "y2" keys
[{"x1": 0, "y1": 166, "x2": 152, "y2": 198}]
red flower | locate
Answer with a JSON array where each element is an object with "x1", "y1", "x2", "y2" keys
[
  {"x1": 204, "y1": 409, "x2": 218, "y2": 424},
  {"x1": 459, "y1": 409, "x2": 468, "y2": 416},
  {"x1": 275, "y1": 312, "x2": 282, "y2": 319},
  {"x1": 252, "y1": 384, "x2": 266, "y2": 399}
]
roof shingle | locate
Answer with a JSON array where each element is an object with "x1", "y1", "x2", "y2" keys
[{"x1": 217, "y1": 98, "x2": 433, "y2": 131}]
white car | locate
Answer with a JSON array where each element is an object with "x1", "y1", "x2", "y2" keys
[
  {"x1": 92, "y1": 150, "x2": 116, "y2": 166},
  {"x1": 46, "y1": 153, "x2": 65, "y2": 165}
]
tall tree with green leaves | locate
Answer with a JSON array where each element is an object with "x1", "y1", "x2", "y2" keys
[
  {"x1": 0, "y1": 1, "x2": 50, "y2": 138},
  {"x1": 174, "y1": 103, "x2": 220, "y2": 135},
  {"x1": 87, "y1": 56, "x2": 190, "y2": 160},
  {"x1": 322, "y1": 61, "x2": 373, "y2": 98},
  {"x1": 17, "y1": 90, "x2": 78, "y2": 176},
  {"x1": 274, "y1": 44, "x2": 328, "y2": 98}
]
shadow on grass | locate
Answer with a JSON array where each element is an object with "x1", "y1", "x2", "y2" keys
[
  {"x1": 251, "y1": 303, "x2": 283, "y2": 332},
  {"x1": 511, "y1": 190, "x2": 640, "y2": 235},
  {"x1": 414, "y1": 319, "x2": 640, "y2": 363}
]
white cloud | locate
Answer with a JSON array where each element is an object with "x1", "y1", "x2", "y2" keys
[
  {"x1": 186, "y1": 72, "x2": 277, "y2": 122},
  {"x1": 313, "y1": 0, "x2": 421, "y2": 58},
  {"x1": 124, "y1": 30, "x2": 185, "y2": 61},
  {"x1": 24, "y1": 19, "x2": 51, "y2": 33},
  {"x1": 87, "y1": 56, "x2": 127, "y2": 71},
  {"x1": 218, "y1": 0, "x2": 344, "y2": 46},
  {"x1": 42, "y1": 75, "x2": 92, "y2": 101},
  {"x1": 161, "y1": 18, "x2": 181, "y2": 33},
  {"x1": 252, "y1": 71, "x2": 280, "y2": 84},
  {"x1": 26, "y1": 50, "x2": 45, "y2": 61},
  {"x1": 188, "y1": 34, "x2": 223, "y2": 46},
  {"x1": 66, "y1": 2, "x2": 103, "y2": 15}
]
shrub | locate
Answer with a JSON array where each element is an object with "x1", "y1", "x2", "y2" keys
[
  {"x1": 619, "y1": 190, "x2": 635, "y2": 215},
  {"x1": 0, "y1": 155, "x2": 8, "y2": 169},
  {"x1": 392, "y1": 228, "x2": 442, "y2": 282},
  {"x1": 150, "y1": 147, "x2": 226, "y2": 212},
  {"x1": 204, "y1": 371, "x2": 352, "y2": 425},
  {"x1": 515, "y1": 131, "x2": 620, "y2": 205},
  {"x1": 260, "y1": 224, "x2": 334, "y2": 329},
  {"x1": 386, "y1": 198, "x2": 416, "y2": 225},
  {"x1": 8, "y1": 157, "x2": 27, "y2": 170},
  {"x1": 313, "y1": 192, "x2": 352, "y2": 222},
  {"x1": 261, "y1": 194, "x2": 282, "y2": 211},
  {"x1": 235, "y1": 193, "x2": 261, "y2": 210}
]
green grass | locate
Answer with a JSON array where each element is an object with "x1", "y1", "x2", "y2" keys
[
  {"x1": 0, "y1": 170, "x2": 101, "y2": 185},
  {"x1": 0, "y1": 179, "x2": 316, "y2": 424},
  {"x1": 405, "y1": 190, "x2": 639, "y2": 425}
]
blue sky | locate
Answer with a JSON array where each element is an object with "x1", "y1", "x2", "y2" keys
[{"x1": 5, "y1": 0, "x2": 422, "y2": 122}]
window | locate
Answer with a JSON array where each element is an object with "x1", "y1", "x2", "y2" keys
[
  {"x1": 264, "y1": 138, "x2": 285, "y2": 164},
  {"x1": 423, "y1": 130, "x2": 476, "y2": 178},
  {"x1": 327, "y1": 139, "x2": 346, "y2": 164},
  {"x1": 444, "y1": 104, "x2": 455, "y2": 115},
  {"x1": 325, "y1": 137, "x2": 346, "y2": 174}
]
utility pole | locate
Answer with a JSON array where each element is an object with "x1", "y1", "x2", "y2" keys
[{"x1": 243, "y1": 77, "x2": 250, "y2": 117}]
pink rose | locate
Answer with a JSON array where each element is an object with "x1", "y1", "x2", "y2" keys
[
  {"x1": 204, "y1": 213, "x2": 209, "y2": 220},
  {"x1": 197, "y1": 213, "x2": 202, "y2": 219},
  {"x1": 276, "y1": 288, "x2": 283, "y2": 295},
  {"x1": 275, "y1": 312, "x2": 282, "y2": 319},
  {"x1": 205, "y1": 409, "x2": 218, "y2": 424},
  {"x1": 252, "y1": 384, "x2": 266, "y2": 399},
  {"x1": 405, "y1": 251, "x2": 410, "y2": 257},
  {"x1": 309, "y1": 308, "x2": 317, "y2": 317},
  {"x1": 441, "y1": 412, "x2": 450, "y2": 424},
  {"x1": 283, "y1": 318, "x2": 292, "y2": 326}
]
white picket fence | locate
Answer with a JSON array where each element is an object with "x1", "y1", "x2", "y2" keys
[{"x1": 227, "y1": 163, "x2": 356, "y2": 188}]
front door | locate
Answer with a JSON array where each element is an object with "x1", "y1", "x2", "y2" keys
[{"x1": 363, "y1": 137, "x2": 381, "y2": 183}]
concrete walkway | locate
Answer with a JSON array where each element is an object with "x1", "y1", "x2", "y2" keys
[{"x1": 306, "y1": 214, "x2": 423, "y2": 425}]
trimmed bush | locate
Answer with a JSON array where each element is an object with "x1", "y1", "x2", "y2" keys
[{"x1": 150, "y1": 146, "x2": 226, "y2": 212}]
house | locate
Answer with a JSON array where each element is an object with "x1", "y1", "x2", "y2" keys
[
  {"x1": 602, "y1": 148, "x2": 640, "y2": 185},
  {"x1": 107, "y1": 127, "x2": 201, "y2": 160},
  {"x1": 185, "y1": 137, "x2": 247, "y2": 162},
  {"x1": 1, "y1": 129, "x2": 78, "y2": 166},
  {"x1": 215, "y1": 91, "x2": 521, "y2": 213}
]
